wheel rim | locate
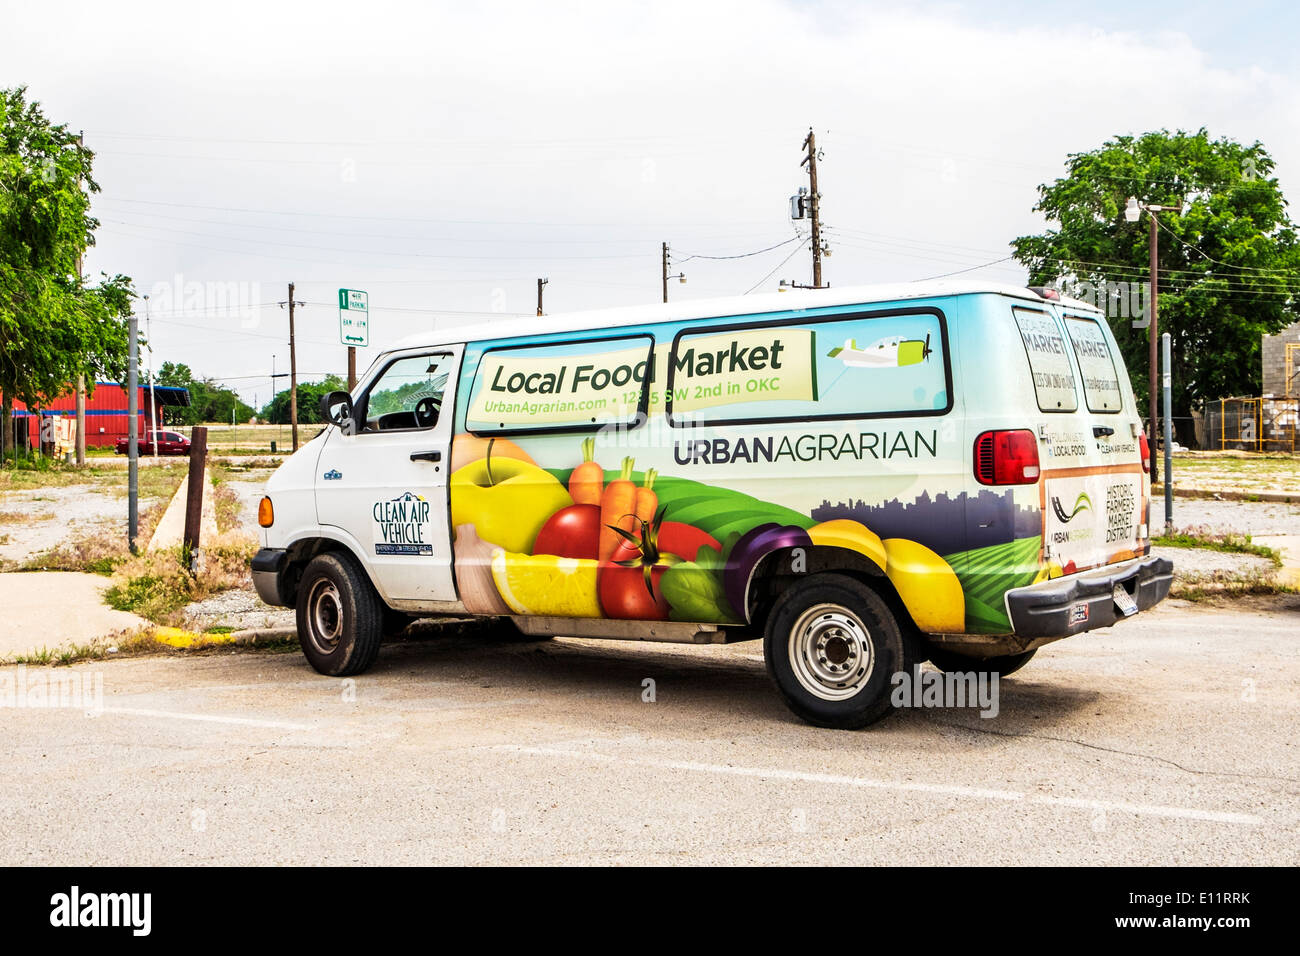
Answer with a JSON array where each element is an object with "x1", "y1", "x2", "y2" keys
[
  {"x1": 788, "y1": 603, "x2": 874, "y2": 701},
  {"x1": 306, "y1": 578, "x2": 345, "y2": 655}
]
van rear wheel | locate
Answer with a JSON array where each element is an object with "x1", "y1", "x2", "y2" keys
[
  {"x1": 928, "y1": 647, "x2": 1036, "y2": 678},
  {"x1": 296, "y1": 552, "x2": 384, "y2": 676},
  {"x1": 764, "y1": 573, "x2": 909, "y2": 729}
]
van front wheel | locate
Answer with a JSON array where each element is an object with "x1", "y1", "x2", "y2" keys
[
  {"x1": 764, "y1": 574, "x2": 909, "y2": 729},
  {"x1": 296, "y1": 552, "x2": 384, "y2": 676}
]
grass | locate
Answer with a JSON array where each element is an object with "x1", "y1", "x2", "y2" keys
[
  {"x1": 1153, "y1": 529, "x2": 1283, "y2": 566},
  {"x1": 0, "y1": 509, "x2": 55, "y2": 523},
  {"x1": 102, "y1": 534, "x2": 257, "y2": 625},
  {"x1": 1173, "y1": 568, "x2": 1298, "y2": 603}
]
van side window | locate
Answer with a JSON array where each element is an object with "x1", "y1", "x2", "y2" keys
[
  {"x1": 667, "y1": 308, "x2": 950, "y2": 425},
  {"x1": 359, "y1": 354, "x2": 448, "y2": 432},
  {"x1": 464, "y1": 334, "x2": 653, "y2": 434},
  {"x1": 1012, "y1": 308, "x2": 1078, "y2": 412},
  {"x1": 1065, "y1": 316, "x2": 1123, "y2": 413}
]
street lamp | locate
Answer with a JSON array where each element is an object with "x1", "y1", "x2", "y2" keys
[{"x1": 1126, "y1": 196, "x2": 1182, "y2": 478}]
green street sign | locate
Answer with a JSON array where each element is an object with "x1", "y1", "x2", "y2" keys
[{"x1": 338, "y1": 288, "x2": 369, "y2": 347}]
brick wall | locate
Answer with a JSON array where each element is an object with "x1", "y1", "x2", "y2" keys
[{"x1": 1262, "y1": 321, "x2": 1300, "y2": 396}]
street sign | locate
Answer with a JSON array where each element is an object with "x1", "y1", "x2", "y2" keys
[{"x1": 338, "y1": 288, "x2": 369, "y2": 346}]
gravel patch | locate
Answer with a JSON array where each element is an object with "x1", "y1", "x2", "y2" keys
[
  {"x1": 1150, "y1": 545, "x2": 1275, "y2": 578},
  {"x1": 182, "y1": 585, "x2": 294, "y2": 632},
  {"x1": 0, "y1": 484, "x2": 163, "y2": 566},
  {"x1": 1170, "y1": 498, "x2": 1300, "y2": 536}
]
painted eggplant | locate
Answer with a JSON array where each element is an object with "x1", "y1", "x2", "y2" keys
[{"x1": 724, "y1": 523, "x2": 813, "y2": 617}]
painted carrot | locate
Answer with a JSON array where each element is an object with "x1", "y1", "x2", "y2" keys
[
  {"x1": 634, "y1": 468, "x2": 658, "y2": 524},
  {"x1": 569, "y1": 436, "x2": 604, "y2": 505},
  {"x1": 598, "y1": 456, "x2": 638, "y2": 562}
]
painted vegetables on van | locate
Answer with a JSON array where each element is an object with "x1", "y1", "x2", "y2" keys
[{"x1": 448, "y1": 308, "x2": 1040, "y2": 634}]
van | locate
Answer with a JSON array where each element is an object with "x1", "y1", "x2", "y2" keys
[{"x1": 252, "y1": 282, "x2": 1172, "y2": 728}]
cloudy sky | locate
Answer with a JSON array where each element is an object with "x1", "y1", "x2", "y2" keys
[{"x1": 6, "y1": 0, "x2": 1299, "y2": 406}]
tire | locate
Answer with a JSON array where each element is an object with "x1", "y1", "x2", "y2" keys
[
  {"x1": 296, "y1": 552, "x2": 384, "y2": 676},
  {"x1": 764, "y1": 573, "x2": 911, "y2": 729},
  {"x1": 928, "y1": 647, "x2": 1036, "y2": 678}
]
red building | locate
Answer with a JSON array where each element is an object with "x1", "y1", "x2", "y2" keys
[{"x1": 8, "y1": 382, "x2": 192, "y2": 450}]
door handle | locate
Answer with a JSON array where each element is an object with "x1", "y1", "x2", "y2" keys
[
  {"x1": 1093, "y1": 426, "x2": 1115, "y2": 438},
  {"x1": 410, "y1": 450, "x2": 442, "y2": 462}
]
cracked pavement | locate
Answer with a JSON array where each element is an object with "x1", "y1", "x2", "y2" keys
[{"x1": 1, "y1": 594, "x2": 1297, "y2": 865}]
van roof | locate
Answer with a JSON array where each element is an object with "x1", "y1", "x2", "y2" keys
[{"x1": 395, "y1": 280, "x2": 1097, "y2": 349}]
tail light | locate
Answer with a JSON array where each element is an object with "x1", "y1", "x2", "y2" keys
[
  {"x1": 974, "y1": 430, "x2": 1041, "y2": 485},
  {"x1": 1139, "y1": 433, "x2": 1151, "y2": 473}
]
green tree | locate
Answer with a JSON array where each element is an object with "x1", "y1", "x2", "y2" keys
[
  {"x1": 1012, "y1": 129, "x2": 1300, "y2": 443},
  {"x1": 0, "y1": 86, "x2": 135, "y2": 457},
  {"x1": 154, "y1": 360, "x2": 254, "y2": 425},
  {"x1": 261, "y1": 375, "x2": 346, "y2": 425}
]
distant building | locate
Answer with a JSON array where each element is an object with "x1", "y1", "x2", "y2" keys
[
  {"x1": 7, "y1": 382, "x2": 191, "y2": 450},
  {"x1": 1262, "y1": 320, "x2": 1300, "y2": 396}
]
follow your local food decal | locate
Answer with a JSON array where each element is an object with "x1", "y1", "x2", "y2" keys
[{"x1": 441, "y1": 309, "x2": 1138, "y2": 635}]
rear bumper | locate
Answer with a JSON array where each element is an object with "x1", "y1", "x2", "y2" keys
[
  {"x1": 1004, "y1": 554, "x2": 1173, "y2": 639},
  {"x1": 251, "y1": 547, "x2": 292, "y2": 607}
]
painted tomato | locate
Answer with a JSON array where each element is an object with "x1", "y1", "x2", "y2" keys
[
  {"x1": 656, "y1": 522, "x2": 720, "y2": 562},
  {"x1": 598, "y1": 538, "x2": 671, "y2": 620},
  {"x1": 532, "y1": 504, "x2": 601, "y2": 559}
]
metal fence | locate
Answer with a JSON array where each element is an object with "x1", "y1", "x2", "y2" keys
[{"x1": 1205, "y1": 396, "x2": 1298, "y2": 452}]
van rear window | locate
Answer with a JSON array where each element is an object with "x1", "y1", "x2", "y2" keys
[
  {"x1": 1013, "y1": 308, "x2": 1078, "y2": 412},
  {"x1": 1065, "y1": 316, "x2": 1123, "y2": 413},
  {"x1": 666, "y1": 308, "x2": 950, "y2": 425}
]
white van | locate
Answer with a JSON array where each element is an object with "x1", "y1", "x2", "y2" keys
[{"x1": 253, "y1": 282, "x2": 1172, "y2": 728}]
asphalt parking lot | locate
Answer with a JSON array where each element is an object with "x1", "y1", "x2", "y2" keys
[{"x1": 2, "y1": 595, "x2": 1297, "y2": 865}]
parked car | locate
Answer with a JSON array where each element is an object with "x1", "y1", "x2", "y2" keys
[
  {"x1": 115, "y1": 430, "x2": 191, "y2": 456},
  {"x1": 253, "y1": 282, "x2": 1171, "y2": 729}
]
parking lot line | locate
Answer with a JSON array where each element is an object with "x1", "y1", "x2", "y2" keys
[
  {"x1": 101, "y1": 706, "x2": 315, "y2": 732},
  {"x1": 493, "y1": 744, "x2": 1267, "y2": 826}
]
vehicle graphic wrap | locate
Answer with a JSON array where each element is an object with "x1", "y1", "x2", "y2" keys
[{"x1": 446, "y1": 298, "x2": 1134, "y2": 635}]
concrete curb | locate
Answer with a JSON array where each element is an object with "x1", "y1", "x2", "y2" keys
[{"x1": 1152, "y1": 485, "x2": 1300, "y2": 504}]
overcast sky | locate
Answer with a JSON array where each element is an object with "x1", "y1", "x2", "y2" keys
[{"x1": 6, "y1": 0, "x2": 1299, "y2": 407}]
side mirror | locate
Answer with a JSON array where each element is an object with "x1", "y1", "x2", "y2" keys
[{"x1": 320, "y1": 391, "x2": 354, "y2": 431}]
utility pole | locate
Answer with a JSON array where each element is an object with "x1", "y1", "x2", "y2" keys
[
  {"x1": 145, "y1": 295, "x2": 157, "y2": 461},
  {"x1": 662, "y1": 243, "x2": 669, "y2": 303},
  {"x1": 127, "y1": 310, "x2": 139, "y2": 552},
  {"x1": 281, "y1": 283, "x2": 304, "y2": 452},
  {"x1": 1125, "y1": 197, "x2": 1181, "y2": 479},
  {"x1": 801, "y1": 128, "x2": 826, "y2": 289},
  {"x1": 537, "y1": 278, "x2": 548, "y2": 316}
]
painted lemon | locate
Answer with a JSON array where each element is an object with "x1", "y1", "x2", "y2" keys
[
  {"x1": 882, "y1": 538, "x2": 965, "y2": 633},
  {"x1": 450, "y1": 457, "x2": 573, "y2": 554},
  {"x1": 808, "y1": 519, "x2": 887, "y2": 572},
  {"x1": 490, "y1": 549, "x2": 602, "y2": 617}
]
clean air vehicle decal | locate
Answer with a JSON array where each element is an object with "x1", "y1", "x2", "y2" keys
[{"x1": 373, "y1": 492, "x2": 433, "y2": 556}]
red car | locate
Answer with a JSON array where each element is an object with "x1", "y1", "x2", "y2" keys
[{"x1": 115, "y1": 430, "x2": 191, "y2": 456}]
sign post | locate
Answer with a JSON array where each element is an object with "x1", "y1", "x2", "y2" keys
[{"x1": 339, "y1": 289, "x2": 369, "y2": 390}]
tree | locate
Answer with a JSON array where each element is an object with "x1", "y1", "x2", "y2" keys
[
  {"x1": 0, "y1": 86, "x2": 135, "y2": 456},
  {"x1": 1012, "y1": 129, "x2": 1300, "y2": 443},
  {"x1": 156, "y1": 360, "x2": 255, "y2": 425},
  {"x1": 261, "y1": 375, "x2": 346, "y2": 425}
]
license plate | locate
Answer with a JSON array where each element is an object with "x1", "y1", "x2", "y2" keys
[{"x1": 1112, "y1": 583, "x2": 1138, "y2": 617}]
